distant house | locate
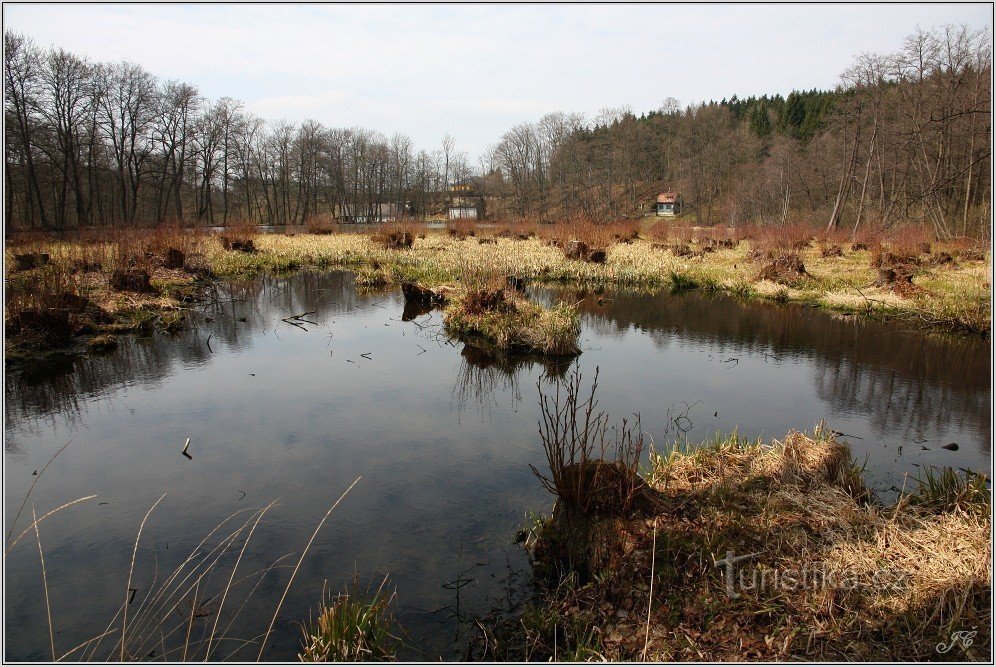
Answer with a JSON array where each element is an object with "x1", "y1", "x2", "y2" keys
[
  {"x1": 448, "y1": 196, "x2": 480, "y2": 220},
  {"x1": 655, "y1": 192, "x2": 683, "y2": 216}
]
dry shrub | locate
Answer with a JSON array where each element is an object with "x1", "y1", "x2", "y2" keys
[
  {"x1": 752, "y1": 222, "x2": 819, "y2": 254},
  {"x1": 219, "y1": 236, "x2": 257, "y2": 253},
  {"x1": 870, "y1": 248, "x2": 919, "y2": 269},
  {"x1": 215, "y1": 219, "x2": 260, "y2": 253},
  {"x1": 462, "y1": 288, "x2": 515, "y2": 315},
  {"x1": 885, "y1": 224, "x2": 934, "y2": 255},
  {"x1": 528, "y1": 366, "x2": 660, "y2": 580},
  {"x1": 373, "y1": 221, "x2": 421, "y2": 249},
  {"x1": 306, "y1": 213, "x2": 338, "y2": 235},
  {"x1": 5, "y1": 262, "x2": 108, "y2": 351},
  {"x1": 162, "y1": 247, "x2": 185, "y2": 269},
  {"x1": 956, "y1": 248, "x2": 986, "y2": 262},
  {"x1": 757, "y1": 253, "x2": 808, "y2": 284},
  {"x1": 11, "y1": 252, "x2": 50, "y2": 271},
  {"x1": 400, "y1": 281, "x2": 448, "y2": 306},
  {"x1": 109, "y1": 268, "x2": 154, "y2": 293},
  {"x1": 648, "y1": 219, "x2": 694, "y2": 244},
  {"x1": 820, "y1": 244, "x2": 844, "y2": 258},
  {"x1": 493, "y1": 219, "x2": 538, "y2": 240},
  {"x1": 446, "y1": 219, "x2": 476, "y2": 239}
]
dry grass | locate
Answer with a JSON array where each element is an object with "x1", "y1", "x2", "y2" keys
[
  {"x1": 506, "y1": 425, "x2": 991, "y2": 661},
  {"x1": 4, "y1": 226, "x2": 216, "y2": 363},
  {"x1": 8, "y1": 223, "x2": 990, "y2": 359},
  {"x1": 444, "y1": 290, "x2": 581, "y2": 356}
]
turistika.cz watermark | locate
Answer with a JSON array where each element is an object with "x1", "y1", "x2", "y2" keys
[{"x1": 713, "y1": 549, "x2": 910, "y2": 599}]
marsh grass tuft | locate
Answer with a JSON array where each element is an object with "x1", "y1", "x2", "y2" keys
[
  {"x1": 908, "y1": 466, "x2": 991, "y2": 517},
  {"x1": 298, "y1": 579, "x2": 398, "y2": 662}
]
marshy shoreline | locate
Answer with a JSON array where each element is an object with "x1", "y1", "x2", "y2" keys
[
  {"x1": 481, "y1": 423, "x2": 991, "y2": 662},
  {"x1": 3, "y1": 220, "x2": 991, "y2": 370}
]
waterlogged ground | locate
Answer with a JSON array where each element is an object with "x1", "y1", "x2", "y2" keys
[{"x1": 4, "y1": 271, "x2": 990, "y2": 661}]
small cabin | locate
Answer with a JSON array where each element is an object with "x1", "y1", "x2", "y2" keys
[{"x1": 655, "y1": 192, "x2": 683, "y2": 216}]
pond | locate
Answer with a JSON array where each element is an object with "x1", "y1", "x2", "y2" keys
[{"x1": 4, "y1": 270, "x2": 990, "y2": 661}]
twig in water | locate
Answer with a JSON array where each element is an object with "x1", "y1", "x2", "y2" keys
[
  {"x1": 181, "y1": 438, "x2": 192, "y2": 459},
  {"x1": 206, "y1": 335, "x2": 212, "y2": 353}
]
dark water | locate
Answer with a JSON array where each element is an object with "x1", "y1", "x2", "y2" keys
[{"x1": 4, "y1": 271, "x2": 990, "y2": 661}]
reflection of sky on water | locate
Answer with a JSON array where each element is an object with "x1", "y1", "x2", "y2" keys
[{"x1": 5, "y1": 271, "x2": 989, "y2": 660}]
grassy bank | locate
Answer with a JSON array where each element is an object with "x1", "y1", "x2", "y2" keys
[
  {"x1": 205, "y1": 225, "x2": 990, "y2": 335},
  {"x1": 4, "y1": 229, "x2": 216, "y2": 366},
  {"x1": 480, "y1": 425, "x2": 991, "y2": 661}
]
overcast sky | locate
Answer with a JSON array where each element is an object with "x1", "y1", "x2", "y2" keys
[{"x1": 4, "y1": 3, "x2": 992, "y2": 159}]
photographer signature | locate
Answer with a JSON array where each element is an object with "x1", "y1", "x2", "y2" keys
[{"x1": 936, "y1": 629, "x2": 977, "y2": 654}]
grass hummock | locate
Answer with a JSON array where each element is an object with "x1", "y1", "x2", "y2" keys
[
  {"x1": 443, "y1": 288, "x2": 581, "y2": 357},
  {"x1": 489, "y1": 427, "x2": 992, "y2": 661}
]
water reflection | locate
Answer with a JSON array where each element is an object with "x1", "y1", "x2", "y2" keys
[
  {"x1": 452, "y1": 345, "x2": 577, "y2": 420},
  {"x1": 4, "y1": 271, "x2": 990, "y2": 661}
]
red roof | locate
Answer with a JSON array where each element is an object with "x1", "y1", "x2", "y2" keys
[{"x1": 657, "y1": 192, "x2": 679, "y2": 203}]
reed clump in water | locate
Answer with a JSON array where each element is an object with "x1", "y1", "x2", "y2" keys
[
  {"x1": 436, "y1": 259, "x2": 579, "y2": 356},
  {"x1": 298, "y1": 580, "x2": 398, "y2": 662},
  {"x1": 527, "y1": 365, "x2": 660, "y2": 582}
]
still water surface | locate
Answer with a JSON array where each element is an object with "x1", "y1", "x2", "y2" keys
[{"x1": 5, "y1": 271, "x2": 990, "y2": 660}]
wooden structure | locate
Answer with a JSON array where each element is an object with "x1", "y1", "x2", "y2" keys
[{"x1": 655, "y1": 192, "x2": 683, "y2": 216}]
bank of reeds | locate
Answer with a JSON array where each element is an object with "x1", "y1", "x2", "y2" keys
[
  {"x1": 8, "y1": 220, "x2": 990, "y2": 359},
  {"x1": 4, "y1": 225, "x2": 218, "y2": 364}
]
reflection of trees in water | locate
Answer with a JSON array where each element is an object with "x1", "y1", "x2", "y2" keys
[
  {"x1": 5, "y1": 329, "x2": 211, "y2": 431},
  {"x1": 5, "y1": 271, "x2": 399, "y2": 429},
  {"x1": 573, "y1": 289, "x2": 989, "y2": 451},
  {"x1": 813, "y1": 357, "x2": 990, "y2": 451},
  {"x1": 451, "y1": 345, "x2": 576, "y2": 421}
]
